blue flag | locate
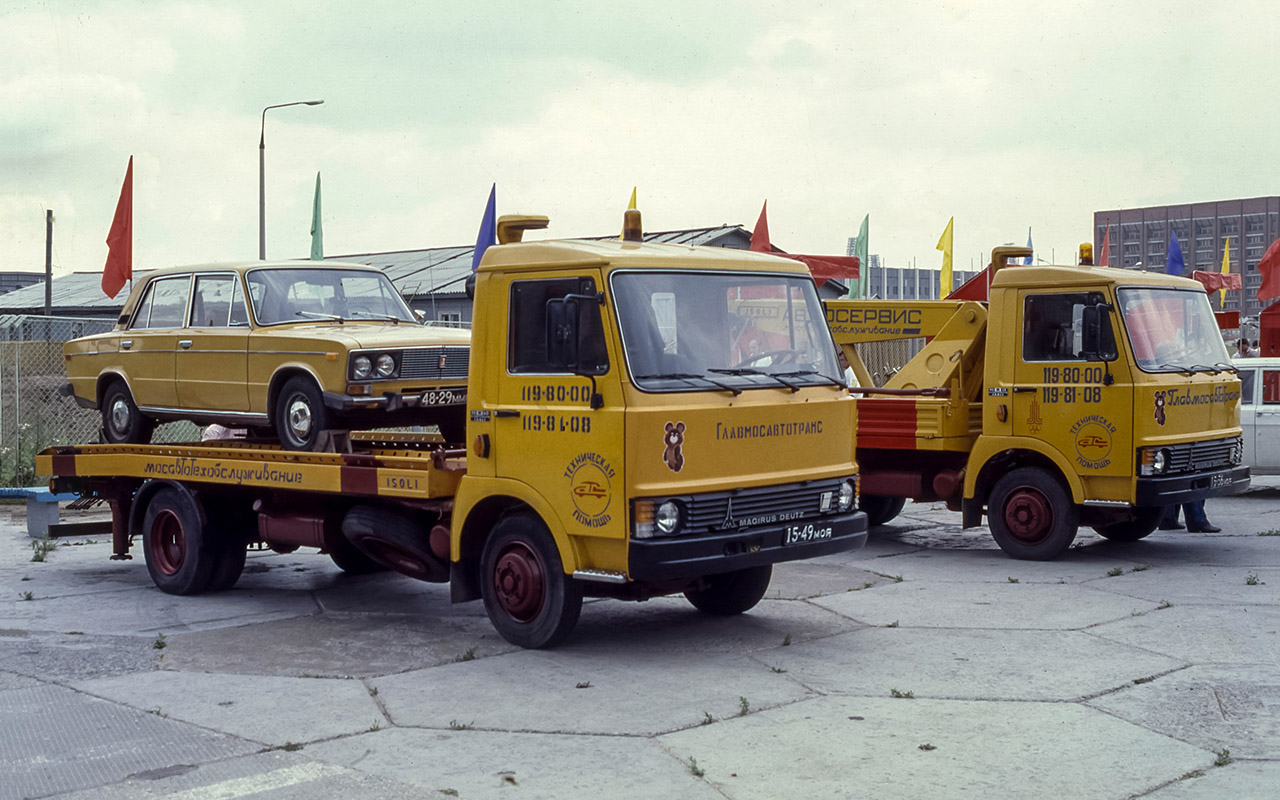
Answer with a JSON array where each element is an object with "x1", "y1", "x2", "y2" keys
[
  {"x1": 1024, "y1": 227, "x2": 1033, "y2": 265},
  {"x1": 1166, "y1": 229, "x2": 1184, "y2": 276},
  {"x1": 471, "y1": 183, "x2": 497, "y2": 272}
]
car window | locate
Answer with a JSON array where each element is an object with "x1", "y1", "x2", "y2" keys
[
  {"x1": 190, "y1": 275, "x2": 235, "y2": 328},
  {"x1": 1022, "y1": 292, "x2": 1115, "y2": 362},
  {"x1": 507, "y1": 277, "x2": 607, "y2": 374},
  {"x1": 246, "y1": 268, "x2": 414, "y2": 325},
  {"x1": 1239, "y1": 369, "x2": 1256, "y2": 406},
  {"x1": 131, "y1": 277, "x2": 189, "y2": 329},
  {"x1": 230, "y1": 280, "x2": 249, "y2": 326},
  {"x1": 1265, "y1": 370, "x2": 1280, "y2": 405}
]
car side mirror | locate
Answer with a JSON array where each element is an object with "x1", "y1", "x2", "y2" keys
[
  {"x1": 546, "y1": 297, "x2": 581, "y2": 371},
  {"x1": 413, "y1": 309, "x2": 427, "y2": 323}
]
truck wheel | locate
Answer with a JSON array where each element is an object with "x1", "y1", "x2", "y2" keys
[
  {"x1": 1093, "y1": 507, "x2": 1163, "y2": 542},
  {"x1": 987, "y1": 467, "x2": 1078, "y2": 560},
  {"x1": 342, "y1": 505, "x2": 444, "y2": 580},
  {"x1": 203, "y1": 504, "x2": 251, "y2": 591},
  {"x1": 207, "y1": 540, "x2": 247, "y2": 591},
  {"x1": 275, "y1": 376, "x2": 330, "y2": 451},
  {"x1": 684, "y1": 565, "x2": 773, "y2": 615},
  {"x1": 328, "y1": 530, "x2": 388, "y2": 575},
  {"x1": 142, "y1": 488, "x2": 215, "y2": 595},
  {"x1": 860, "y1": 495, "x2": 906, "y2": 527},
  {"x1": 480, "y1": 514, "x2": 583, "y2": 649},
  {"x1": 101, "y1": 380, "x2": 155, "y2": 444}
]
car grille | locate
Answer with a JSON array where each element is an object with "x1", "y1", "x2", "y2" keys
[
  {"x1": 1165, "y1": 436, "x2": 1242, "y2": 473},
  {"x1": 399, "y1": 346, "x2": 469, "y2": 380},
  {"x1": 679, "y1": 477, "x2": 852, "y2": 534}
]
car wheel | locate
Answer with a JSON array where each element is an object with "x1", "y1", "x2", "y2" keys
[
  {"x1": 987, "y1": 467, "x2": 1079, "y2": 560},
  {"x1": 860, "y1": 495, "x2": 906, "y2": 527},
  {"x1": 101, "y1": 380, "x2": 155, "y2": 444},
  {"x1": 683, "y1": 565, "x2": 773, "y2": 615},
  {"x1": 1092, "y1": 506, "x2": 1163, "y2": 542},
  {"x1": 480, "y1": 513, "x2": 583, "y2": 649},
  {"x1": 275, "y1": 376, "x2": 330, "y2": 451},
  {"x1": 142, "y1": 488, "x2": 215, "y2": 595}
]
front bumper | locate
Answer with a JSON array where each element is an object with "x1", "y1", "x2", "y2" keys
[
  {"x1": 628, "y1": 510, "x2": 868, "y2": 581},
  {"x1": 1134, "y1": 465, "x2": 1251, "y2": 506},
  {"x1": 322, "y1": 386, "x2": 467, "y2": 413}
]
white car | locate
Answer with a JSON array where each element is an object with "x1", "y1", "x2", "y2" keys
[{"x1": 1233, "y1": 357, "x2": 1280, "y2": 475}]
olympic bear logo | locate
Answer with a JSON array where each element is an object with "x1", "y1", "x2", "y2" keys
[
  {"x1": 1154, "y1": 391, "x2": 1166, "y2": 426},
  {"x1": 663, "y1": 421, "x2": 686, "y2": 473}
]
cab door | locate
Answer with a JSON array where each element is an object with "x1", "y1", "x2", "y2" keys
[
  {"x1": 1011, "y1": 290, "x2": 1132, "y2": 483},
  {"x1": 1257, "y1": 367, "x2": 1280, "y2": 472},
  {"x1": 491, "y1": 273, "x2": 627, "y2": 546},
  {"x1": 176, "y1": 274, "x2": 250, "y2": 412},
  {"x1": 121, "y1": 275, "x2": 188, "y2": 408}
]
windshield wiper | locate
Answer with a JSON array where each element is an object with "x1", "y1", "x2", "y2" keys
[
  {"x1": 1213, "y1": 361, "x2": 1239, "y2": 374},
  {"x1": 296, "y1": 311, "x2": 344, "y2": 323},
  {"x1": 1157, "y1": 363, "x2": 1195, "y2": 376},
  {"x1": 773, "y1": 368, "x2": 847, "y2": 389},
  {"x1": 707, "y1": 367, "x2": 800, "y2": 392},
  {"x1": 349, "y1": 310, "x2": 400, "y2": 324},
  {"x1": 634, "y1": 372, "x2": 742, "y2": 396}
]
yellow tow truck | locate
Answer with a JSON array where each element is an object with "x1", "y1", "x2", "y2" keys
[
  {"x1": 824, "y1": 245, "x2": 1248, "y2": 559},
  {"x1": 37, "y1": 210, "x2": 867, "y2": 647}
]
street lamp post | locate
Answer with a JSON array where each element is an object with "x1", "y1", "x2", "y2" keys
[{"x1": 259, "y1": 100, "x2": 324, "y2": 260}]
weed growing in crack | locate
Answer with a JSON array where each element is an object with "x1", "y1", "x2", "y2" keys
[{"x1": 890, "y1": 688, "x2": 915, "y2": 699}]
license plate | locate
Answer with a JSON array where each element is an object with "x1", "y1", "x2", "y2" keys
[
  {"x1": 421, "y1": 388, "x2": 467, "y2": 406},
  {"x1": 784, "y1": 523, "x2": 834, "y2": 545},
  {"x1": 1210, "y1": 472, "x2": 1232, "y2": 488}
]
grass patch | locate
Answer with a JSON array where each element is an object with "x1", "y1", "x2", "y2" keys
[
  {"x1": 575, "y1": 681, "x2": 591, "y2": 689},
  {"x1": 918, "y1": 743, "x2": 936, "y2": 751},
  {"x1": 687, "y1": 756, "x2": 705, "y2": 777},
  {"x1": 890, "y1": 688, "x2": 915, "y2": 699},
  {"x1": 152, "y1": 633, "x2": 167, "y2": 650},
  {"x1": 1245, "y1": 574, "x2": 1265, "y2": 586},
  {"x1": 770, "y1": 665, "x2": 787, "y2": 674},
  {"x1": 702, "y1": 711, "x2": 714, "y2": 725},
  {"x1": 30, "y1": 538, "x2": 58, "y2": 562},
  {"x1": 448, "y1": 719, "x2": 473, "y2": 730},
  {"x1": 1157, "y1": 600, "x2": 1172, "y2": 610},
  {"x1": 1131, "y1": 564, "x2": 1151, "y2": 572},
  {"x1": 1133, "y1": 675, "x2": 1156, "y2": 685},
  {"x1": 781, "y1": 633, "x2": 792, "y2": 647},
  {"x1": 1007, "y1": 577, "x2": 1020, "y2": 583},
  {"x1": 1214, "y1": 748, "x2": 1233, "y2": 767},
  {"x1": 1258, "y1": 529, "x2": 1280, "y2": 536},
  {"x1": 1106, "y1": 567, "x2": 1124, "y2": 577},
  {"x1": 20, "y1": 591, "x2": 33, "y2": 601},
  {"x1": 738, "y1": 697, "x2": 750, "y2": 716},
  {"x1": 885, "y1": 620, "x2": 899, "y2": 628},
  {"x1": 453, "y1": 646, "x2": 478, "y2": 662}
]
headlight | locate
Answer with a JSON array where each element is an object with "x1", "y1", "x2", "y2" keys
[
  {"x1": 837, "y1": 480, "x2": 856, "y2": 511},
  {"x1": 352, "y1": 356, "x2": 372, "y2": 380},
  {"x1": 656, "y1": 500, "x2": 682, "y2": 535},
  {"x1": 1152, "y1": 449, "x2": 1168, "y2": 473},
  {"x1": 1139, "y1": 447, "x2": 1171, "y2": 476},
  {"x1": 375, "y1": 354, "x2": 396, "y2": 378}
]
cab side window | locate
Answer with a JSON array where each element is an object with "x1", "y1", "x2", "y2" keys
[
  {"x1": 508, "y1": 277, "x2": 607, "y2": 374},
  {"x1": 131, "y1": 277, "x2": 189, "y2": 329},
  {"x1": 1022, "y1": 292, "x2": 1115, "y2": 362},
  {"x1": 190, "y1": 275, "x2": 235, "y2": 327},
  {"x1": 1238, "y1": 369, "x2": 1256, "y2": 406},
  {"x1": 1264, "y1": 370, "x2": 1280, "y2": 405}
]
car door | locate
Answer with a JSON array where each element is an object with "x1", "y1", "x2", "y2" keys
[
  {"x1": 1257, "y1": 367, "x2": 1280, "y2": 472},
  {"x1": 1237, "y1": 365, "x2": 1258, "y2": 470},
  {"x1": 176, "y1": 273, "x2": 250, "y2": 413},
  {"x1": 122, "y1": 275, "x2": 189, "y2": 408}
]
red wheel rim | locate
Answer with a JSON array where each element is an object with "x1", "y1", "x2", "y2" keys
[
  {"x1": 492, "y1": 542, "x2": 545, "y2": 623},
  {"x1": 1003, "y1": 487, "x2": 1053, "y2": 545},
  {"x1": 149, "y1": 509, "x2": 186, "y2": 575}
]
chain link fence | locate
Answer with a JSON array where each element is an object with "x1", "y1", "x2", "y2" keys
[
  {"x1": 854, "y1": 338, "x2": 922, "y2": 386},
  {"x1": 0, "y1": 315, "x2": 199, "y2": 486}
]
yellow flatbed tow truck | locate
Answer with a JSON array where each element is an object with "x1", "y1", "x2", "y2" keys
[{"x1": 37, "y1": 209, "x2": 868, "y2": 647}]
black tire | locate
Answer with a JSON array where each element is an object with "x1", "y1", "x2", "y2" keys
[
  {"x1": 684, "y1": 565, "x2": 773, "y2": 615},
  {"x1": 101, "y1": 380, "x2": 155, "y2": 444},
  {"x1": 207, "y1": 540, "x2": 247, "y2": 591},
  {"x1": 327, "y1": 531, "x2": 388, "y2": 575},
  {"x1": 1093, "y1": 506, "x2": 1163, "y2": 542},
  {"x1": 987, "y1": 467, "x2": 1079, "y2": 560},
  {"x1": 860, "y1": 495, "x2": 906, "y2": 527},
  {"x1": 480, "y1": 514, "x2": 583, "y2": 649},
  {"x1": 203, "y1": 502, "x2": 253, "y2": 591},
  {"x1": 142, "y1": 487, "x2": 215, "y2": 595},
  {"x1": 342, "y1": 505, "x2": 446, "y2": 581},
  {"x1": 274, "y1": 376, "x2": 330, "y2": 451}
]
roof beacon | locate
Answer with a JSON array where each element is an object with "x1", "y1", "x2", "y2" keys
[{"x1": 621, "y1": 208, "x2": 643, "y2": 242}]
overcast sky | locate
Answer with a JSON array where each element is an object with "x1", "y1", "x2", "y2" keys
[{"x1": 4, "y1": 0, "x2": 1277, "y2": 280}]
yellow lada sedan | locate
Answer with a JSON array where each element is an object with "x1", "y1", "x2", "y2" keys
[{"x1": 62, "y1": 261, "x2": 470, "y2": 450}]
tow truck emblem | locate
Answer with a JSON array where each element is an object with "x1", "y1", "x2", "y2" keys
[
  {"x1": 721, "y1": 497, "x2": 735, "y2": 529},
  {"x1": 438, "y1": 354, "x2": 448, "y2": 371}
]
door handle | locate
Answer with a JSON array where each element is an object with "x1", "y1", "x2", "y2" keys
[
  {"x1": 120, "y1": 340, "x2": 132, "y2": 350},
  {"x1": 179, "y1": 340, "x2": 193, "y2": 349},
  {"x1": 494, "y1": 409, "x2": 521, "y2": 418},
  {"x1": 1011, "y1": 386, "x2": 1037, "y2": 393}
]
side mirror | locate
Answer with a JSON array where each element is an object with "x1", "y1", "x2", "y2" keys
[
  {"x1": 546, "y1": 297, "x2": 581, "y2": 371},
  {"x1": 413, "y1": 309, "x2": 427, "y2": 323},
  {"x1": 1081, "y1": 304, "x2": 1116, "y2": 362}
]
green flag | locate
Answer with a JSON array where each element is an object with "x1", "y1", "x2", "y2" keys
[
  {"x1": 852, "y1": 214, "x2": 868, "y2": 298},
  {"x1": 309, "y1": 172, "x2": 323, "y2": 261}
]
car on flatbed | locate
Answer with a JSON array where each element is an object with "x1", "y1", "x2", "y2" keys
[{"x1": 62, "y1": 261, "x2": 470, "y2": 450}]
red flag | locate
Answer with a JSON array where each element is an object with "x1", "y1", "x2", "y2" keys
[
  {"x1": 1259, "y1": 237, "x2": 1280, "y2": 302},
  {"x1": 102, "y1": 156, "x2": 133, "y2": 299},
  {"x1": 749, "y1": 200, "x2": 770, "y2": 252},
  {"x1": 1099, "y1": 221, "x2": 1111, "y2": 266}
]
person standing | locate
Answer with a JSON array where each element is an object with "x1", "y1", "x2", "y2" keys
[{"x1": 1159, "y1": 500, "x2": 1221, "y2": 532}]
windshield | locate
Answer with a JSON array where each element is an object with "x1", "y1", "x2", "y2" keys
[
  {"x1": 1116, "y1": 287, "x2": 1232, "y2": 373},
  {"x1": 247, "y1": 268, "x2": 414, "y2": 325},
  {"x1": 611, "y1": 270, "x2": 844, "y2": 393}
]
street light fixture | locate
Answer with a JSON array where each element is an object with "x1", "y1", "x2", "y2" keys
[{"x1": 259, "y1": 100, "x2": 324, "y2": 260}]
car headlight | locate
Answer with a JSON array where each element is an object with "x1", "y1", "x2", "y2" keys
[
  {"x1": 837, "y1": 480, "x2": 856, "y2": 511},
  {"x1": 656, "y1": 500, "x2": 683, "y2": 535},
  {"x1": 375, "y1": 354, "x2": 396, "y2": 378},
  {"x1": 352, "y1": 356, "x2": 372, "y2": 380},
  {"x1": 1152, "y1": 449, "x2": 1168, "y2": 473}
]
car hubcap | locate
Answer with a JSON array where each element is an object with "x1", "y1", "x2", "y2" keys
[
  {"x1": 110, "y1": 397, "x2": 130, "y2": 432},
  {"x1": 286, "y1": 395, "x2": 313, "y2": 440},
  {"x1": 1004, "y1": 487, "x2": 1052, "y2": 545},
  {"x1": 493, "y1": 542, "x2": 545, "y2": 623},
  {"x1": 149, "y1": 509, "x2": 186, "y2": 575}
]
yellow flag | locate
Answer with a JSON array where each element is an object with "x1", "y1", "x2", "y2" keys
[
  {"x1": 936, "y1": 216, "x2": 955, "y2": 297},
  {"x1": 1220, "y1": 237, "x2": 1230, "y2": 306},
  {"x1": 627, "y1": 187, "x2": 637, "y2": 210}
]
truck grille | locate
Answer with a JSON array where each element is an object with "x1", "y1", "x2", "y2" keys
[
  {"x1": 399, "y1": 346, "x2": 469, "y2": 380},
  {"x1": 1165, "y1": 436, "x2": 1242, "y2": 473},
  {"x1": 679, "y1": 477, "x2": 853, "y2": 534}
]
